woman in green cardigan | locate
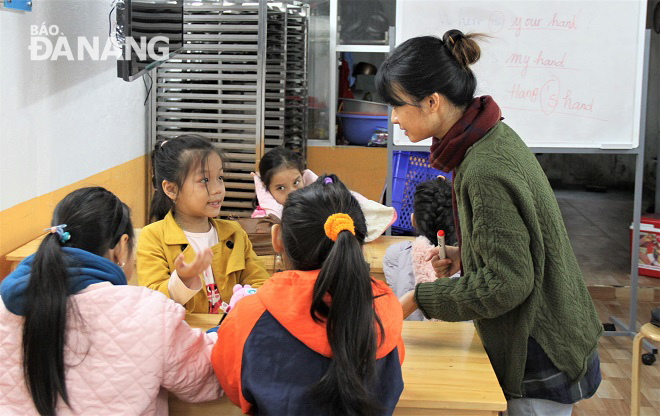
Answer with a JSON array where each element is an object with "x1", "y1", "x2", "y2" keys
[{"x1": 377, "y1": 30, "x2": 602, "y2": 415}]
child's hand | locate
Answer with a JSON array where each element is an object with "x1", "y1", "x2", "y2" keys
[
  {"x1": 175, "y1": 248, "x2": 213, "y2": 280},
  {"x1": 399, "y1": 290, "x2": 418, "y2": 319},
  {"x1": 425, "y1": 246, "x2": 461, "y2": 278}
]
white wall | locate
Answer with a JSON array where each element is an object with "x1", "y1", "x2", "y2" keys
[{"x1": 0, "y1": 0, "x2": 147, "y2": 211}]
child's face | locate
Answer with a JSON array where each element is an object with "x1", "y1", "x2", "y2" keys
[
  {"x1": 268, "y1": 168, "x2": 303, "y2": 205},
  {"x1": 176, "y1": 152, "x2": 225, "y2": 219}
]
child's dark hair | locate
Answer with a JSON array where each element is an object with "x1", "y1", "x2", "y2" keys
[
  {"x1": 258, "y1": 146, "x2": 304, "y2": 190},
  {"x1": 22, "y1": 187, "x2": 134, "y2": 415},
  {"x1": 413, "y1": 177, "x2": 457, "y2": 246},
  {"x1": 150, "y1": 134, "x2": 224, "y2": 222},
  {"x1": 376, "y1": 30, "x2": 486, "y2": 109},
  {"x1": 280, "y1": 174, "x2": 384, "y2": 416}
]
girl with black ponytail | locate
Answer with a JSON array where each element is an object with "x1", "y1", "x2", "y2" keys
[
  {"x1": 211, "y1": 174, "x2": 404, "y2": 416},
  {"x1": 0, "y1": 187, "x2": 222, "y2": 414}
]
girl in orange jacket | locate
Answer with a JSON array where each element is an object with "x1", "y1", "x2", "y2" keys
[{"x1": 212, "y1": 175, "x2": 405, "y2": 415}]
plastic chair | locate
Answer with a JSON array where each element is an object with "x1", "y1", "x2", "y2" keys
[{"x1": 631, "y1": 323, "x2": 660, "y2": 415}]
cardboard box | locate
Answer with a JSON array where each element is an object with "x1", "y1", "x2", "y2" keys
[{"x1": 631, "y1": 215, "x2": 660, "y2": 279}]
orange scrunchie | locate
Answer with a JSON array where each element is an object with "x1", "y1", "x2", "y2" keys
[{"x1": 324, "y1": 213, "x2": 355, "y2": 242}]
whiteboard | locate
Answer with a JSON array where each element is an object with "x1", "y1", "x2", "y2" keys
[{"x1": 394, "y1": 0, "x2": 646, "y2": 149}]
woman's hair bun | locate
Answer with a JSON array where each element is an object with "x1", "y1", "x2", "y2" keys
[{"x1": 442, "y1": 29, "x2": 483, "y2": 68}]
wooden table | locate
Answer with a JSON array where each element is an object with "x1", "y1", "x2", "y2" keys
[
  {"x1": 170, "y1": 315, "x2": 507, "y2": 415},
  {"x1": 5, "y1": 234, "x2": 46, "y2": 269},
  {"x1": 6, "y1": 232, "x2": 412, "y2": 283}
]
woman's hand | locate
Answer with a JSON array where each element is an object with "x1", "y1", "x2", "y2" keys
[
  {"x1": 426, "y1": 245, "x2": 461, "y2": 278},
  {"x1": 175, "y1": 248, "x2": 213, "y2": 282},
  {"x1": 399, "y1": 290, "x2": 418, "y2": 319}
]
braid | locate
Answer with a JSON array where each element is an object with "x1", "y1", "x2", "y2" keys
[
  {"x1": 413, "y1": 178, "x2": 456, "y2": 246},
  {"x1": 433, "y1": 182, "x2": 456, "y2": 245}
]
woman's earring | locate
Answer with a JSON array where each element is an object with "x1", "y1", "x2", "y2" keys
[
  {"x1": 118, "y1": 261, "x2": 126, "y2": 268},
  {"x1": 274, "y1": 253, "x2": 283, "y2": 272}
]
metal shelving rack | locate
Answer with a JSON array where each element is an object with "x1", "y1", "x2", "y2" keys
[
  {"x1": 263, "y1": 1, "x2": 309, "y2": 162},
  {"x1": 283, "y1": 2, "x2": 309, "y2": 161},
  {"x1": 264, "y1": 3, "x2": 287, "y2": 151},
  {"x1": 315, "y1": 0, "x2": 393, "y2": 147},
  {"x1": 150, "y1": 0, "x2": 309, "y2": 218}
]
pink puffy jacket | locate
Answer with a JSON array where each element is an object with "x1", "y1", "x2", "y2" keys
[
  {"x1": 252, "y1": 170, "x2": 397, "y2": 242},
  {"x1": 0, "y1": 282, "x2": 222, "y2": 415}
]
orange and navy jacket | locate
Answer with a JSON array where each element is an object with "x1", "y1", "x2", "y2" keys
[{"x1": 211, "y1": 269, "x2": 405, "y2": 415}]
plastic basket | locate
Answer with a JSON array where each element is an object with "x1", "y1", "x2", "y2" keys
[
  {"x1": 391, "y1": 151, "x2": 452, "y2": 233},
  {"x1": 338, "y1": 113, "x2": 389, "y2": 145}
]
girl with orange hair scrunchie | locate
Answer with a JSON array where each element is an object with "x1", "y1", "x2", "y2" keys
[{"x1": 211, "y1": 174, "x2": 405, "y2": 416}]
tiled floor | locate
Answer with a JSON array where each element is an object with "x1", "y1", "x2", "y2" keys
[
  {"x1": 555, "y1": 189, "x2": 660, "y2": 289},
  {"x1": 573, "y1": 300, "x2": 659, "y2": 416},
  {"x1": 554, "y1": 189, "x2": 659, "y2": 415}
]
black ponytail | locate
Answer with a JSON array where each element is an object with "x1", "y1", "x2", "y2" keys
[
  {"x1": 22, "y1": 187, "x2": 134, "y2": 415},
  {"x1": 149, "y1": 134, "x2": 225, "y2": 222},
  {"x1": 280, "y1": 174, "x2": 384, "y2": 416},
  {"x1": 22, "y1": 232, "x2": 69, "y2": 415}
]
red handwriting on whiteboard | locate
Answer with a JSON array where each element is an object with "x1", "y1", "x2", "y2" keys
[
  {"x1": 508, "y1": 83, "x2": 542, "y2": 103},
  {"x1": 535, "y1": 51, "x2": 566, "y2": 68},
  {"x1": 540, "y1": 77, "x2": 560, "y2": 115},
  {"x1": 507, "y1": 77, "x2": 596, "y2": 116},
  {"x1": 509, "y1": 13, "x2": 578, "y2": 37},
  {"x1": 506, "y1": 51, "x2": 569, "y2": 76},
  {"x1": 563, "y1": 90, "x2": 594, "y2": 112},
  {"x1": 547, "y1": 13, "x2": 577, "y2": 30},
  {"x1": 506, "y1": 53, "x2": 531, "y2": 76},
  {"x1": 510, "y1": 16, "x2": 543, "y2": 37}
]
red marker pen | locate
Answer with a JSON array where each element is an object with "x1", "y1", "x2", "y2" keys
[{"x1": 437, "y1": 230, "x2": 446, "y2": 260}]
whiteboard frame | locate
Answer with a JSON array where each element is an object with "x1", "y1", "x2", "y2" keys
[{"x1": 392, "y1": 0, "x2": 648, "y2": 150}]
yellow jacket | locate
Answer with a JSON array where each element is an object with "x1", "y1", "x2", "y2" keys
[{"x1": 137, "y1": 211, "x2": 270, "y2": 313}]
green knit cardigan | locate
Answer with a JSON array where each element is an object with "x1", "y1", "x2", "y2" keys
[{"x1": 414, "y1": 121, "x2": 602, "y2": 398}]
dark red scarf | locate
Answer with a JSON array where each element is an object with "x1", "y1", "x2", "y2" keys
[
  {"x1": 429, "y1": 96, "x2": 502, "y2": 259},
  {"x1": 430, "y1": 95, "x2": 501, "y2": 173}
]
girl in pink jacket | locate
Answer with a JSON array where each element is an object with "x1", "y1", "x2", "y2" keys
[
  {"x1": 251, "y1": 146, "x2": 397, "y2": 242},
  {"x1": 0, "y1": 187, "x2": 222, "y2": 415},
  {"x1": 383, "y1": 177, "x2": 457, "y2": 321}
]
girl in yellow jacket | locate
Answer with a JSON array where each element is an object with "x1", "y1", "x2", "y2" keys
[{"x1": 137, "y1": 135, "x2": 269, "y2": 313}]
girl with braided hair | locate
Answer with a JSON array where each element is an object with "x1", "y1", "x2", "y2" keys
[{"x1": 383, "y1": 176, "x2": 457, "y2": 321}]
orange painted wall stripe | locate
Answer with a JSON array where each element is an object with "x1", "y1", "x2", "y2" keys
[
  {"x1": 307, "y1": 146, "x2": 387, "y2": 202},
  {"x1": 0, "y1": 155, "x2": 148, "y2": 279}
]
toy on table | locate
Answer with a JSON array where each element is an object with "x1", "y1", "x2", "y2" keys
[
  {"x1": 207, "y1": 284, "x2": 258, "y2": 333},
  {"x1": 221, "y1": 284, "x2": 257, "y2": 314}
]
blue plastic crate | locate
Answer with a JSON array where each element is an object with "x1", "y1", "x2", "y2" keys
[{"x1": 391, "y1": 151, "x2": 452, "y2": 233}]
